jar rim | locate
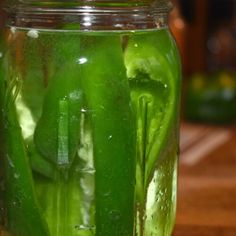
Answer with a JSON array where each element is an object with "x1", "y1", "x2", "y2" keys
[
  {"x1": 4, "y1": 1, "x2": 172, "y2": 14},
  {"x1": 4, "y1": 1, "x2": 172, "y2": 31}
]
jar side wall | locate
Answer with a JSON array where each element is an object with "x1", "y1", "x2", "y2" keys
[{"x1": 1, "y1": 20, "x2": 180, "y2": 236}]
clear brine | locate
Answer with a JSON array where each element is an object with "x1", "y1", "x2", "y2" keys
[{"x1": 0, "y1": 28, "x2": 180, "y2": 236}]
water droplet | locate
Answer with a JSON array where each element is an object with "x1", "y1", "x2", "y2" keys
[
  {"x1": 103, "y1": 191, "x2": 111, "y2": 197},
  {"x1": 14, "y1": 173, "x2": 20, "y2": 179},
  {"x1": 109, "y1": 210, "x2": 121, "y2": 221},
  {"x1": 81, "y1": 108, "x2": 87, "y2": 113},
  {"x1": 108, "y1": 135, "x2": 113, "y2": 140},
  {"x1": 156, "y1": 196, "x2": 160, "y2": 202},
  {"x1": 69, "y1": 90, "x2": 82, "y2": 100},
  {"x1": 7, "y1": 155, "x2": 15, "y2": 168},
  {"x1": 75, "y1": 224, "x2": 95, "y2": 231},
  {"x1": 77, "y1": 57, "x2": 88, "y2": 65},
  {"x1": 78, "y1": 167, "x2": 95, "y2": 174}
]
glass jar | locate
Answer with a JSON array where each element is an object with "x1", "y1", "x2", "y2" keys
[{"x1": 0, "y1": 0, "x2": 181, "y2": 235}]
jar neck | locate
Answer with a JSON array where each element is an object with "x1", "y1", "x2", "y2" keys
[{"x1": 5, "y1": 1, "x2": 171, "y2": 30}]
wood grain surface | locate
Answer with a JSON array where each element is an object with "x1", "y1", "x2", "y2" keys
[{"x1": 173, "y1": 123, "x2": 236, "y2": 236}]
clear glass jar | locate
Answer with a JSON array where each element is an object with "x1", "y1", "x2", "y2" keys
[{"x1": 0, "y1": 1, "x2": 181, "y2": 235}]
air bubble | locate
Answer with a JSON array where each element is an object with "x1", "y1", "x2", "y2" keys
[
  {"x1": 81, "y1": 108, "x2": 87, "y2": 113},
  {"x1": 7, "y1": 155, "x2": 15, "y2": 168},
  {"x1": 109, "y1": 210, "x2": 121, "y2": 221},
  {"x1": 14, "y1": 173, "x2": 20, "y2": 179},
  {"x1": 75, "y1": 224, "x2": 95, "y2": 231}
]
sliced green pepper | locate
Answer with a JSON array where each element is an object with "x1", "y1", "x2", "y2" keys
[
  {"x1": 125, "y1": 29, "x2": 180, "y2": 187},
  {"x1": 13, "y1": 32, "x2": 54, "y2": 178},
  {"x1": 27, "y1": 139, "x2": 56, "y2": 179},
  {"x1": 124, "y1": 30, "x2": 181, "y2": 233},
  {"x1": 1, "y1": 75, "x2": 49, "y2": 236},
  {"x1": 34, "y1": 32, "x2": 82, "y2": 167},
  {"x1": 31, "y1": 30, "x2": 88, "y2": 236},
  {"x1": 81, "y1": 34, "x2": 136, "y2": 236},
  {"x1": 34, "y1": 64, "x2": 82, "y2": 167}
]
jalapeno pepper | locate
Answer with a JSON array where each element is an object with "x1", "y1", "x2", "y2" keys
[
  {"x1": 124, "y1": 30, "x2": 181, "y2": 233},
  {"x1": 14, "y1": 32, "x2": 54, "y2": 178},
  {"x1": 34, "y1": 32, "x2": 82, "y2": 167},
  {"x1": 33, "y1": 31, "x2": 84, "y2": 236},
  {"x1": 81, "y1": 35, "x2": 136, "y2": 236},
  {"x1": 124, "y1": 29, "x2": 181, "y2": 192},
  {"x1": 1, "y1": 74, "x2": 49, "y2": 236}
]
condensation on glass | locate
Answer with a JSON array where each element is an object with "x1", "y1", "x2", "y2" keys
[{"x1": 0, "y1": 0, "x2": 181, "y2": 236}]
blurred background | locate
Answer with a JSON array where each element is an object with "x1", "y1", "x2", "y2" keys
[
  {"x1": 0, "y1": 0, "x2": 236, "y2": 235},
  {"x1": 169, "y1": 1, "x2": 236, "y2": 235},
  {"x1": 170, "y1": 0, "x2": 236, "y2": 124}
]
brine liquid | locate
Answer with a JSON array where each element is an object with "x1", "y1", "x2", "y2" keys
[{"x1": 0, "y1": 27, "x2": 181, "y2": 236}]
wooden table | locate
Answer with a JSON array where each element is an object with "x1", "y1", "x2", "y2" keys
[{"x1": 173, "y1": 123, "x2": 236, "y2": 236}]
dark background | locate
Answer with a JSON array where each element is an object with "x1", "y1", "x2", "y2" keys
[{"x1": 170, "y1": 0, "x2": 236, "y2": 76}]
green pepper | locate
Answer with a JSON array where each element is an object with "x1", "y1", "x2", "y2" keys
[
  {"x1": 0, "y1": 36, "x2": 49, "y2": 235},
  {"x1": 81, "y1": 34, "x2": 136, "y2": 236},
  {"x1": 27, "y1": 138, "x2": 56, "y2": 179},
  {"x1": 125, "y1": 29, "x2": 180, "y2": 189},
  {"x1": 34, "y1": 32, "x2": 82, "y2": 167},
  {"x1": 124, "y1": 30, "x2": 181, "y2": 232},
  {"x1": 1, "y1": 29, "x2": 84, "y2": 236},
  {"x1": 1, "y1": 73, "x2": 49, "y2": 236},
  {"x1": 34, "y1": 64, "x2": 82, "y2": 167},
  {"x1": 12, "y1": 32, "x2": 54, "y2": 178},
  {"x1": 32, "y1": 31, "x2": 84, "y2": 235}
]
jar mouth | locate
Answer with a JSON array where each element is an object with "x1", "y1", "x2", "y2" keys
[
  {"x1": 5, "y1": 1, "x2": 171, "y2": 30},
  {"x1": 5, "y1": 1, "x2": 171, "y2": 14}
]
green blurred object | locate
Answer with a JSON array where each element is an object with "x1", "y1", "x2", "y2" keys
[{"x1": 184, "y1": 71, "x2": 236, "y2": 124}]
